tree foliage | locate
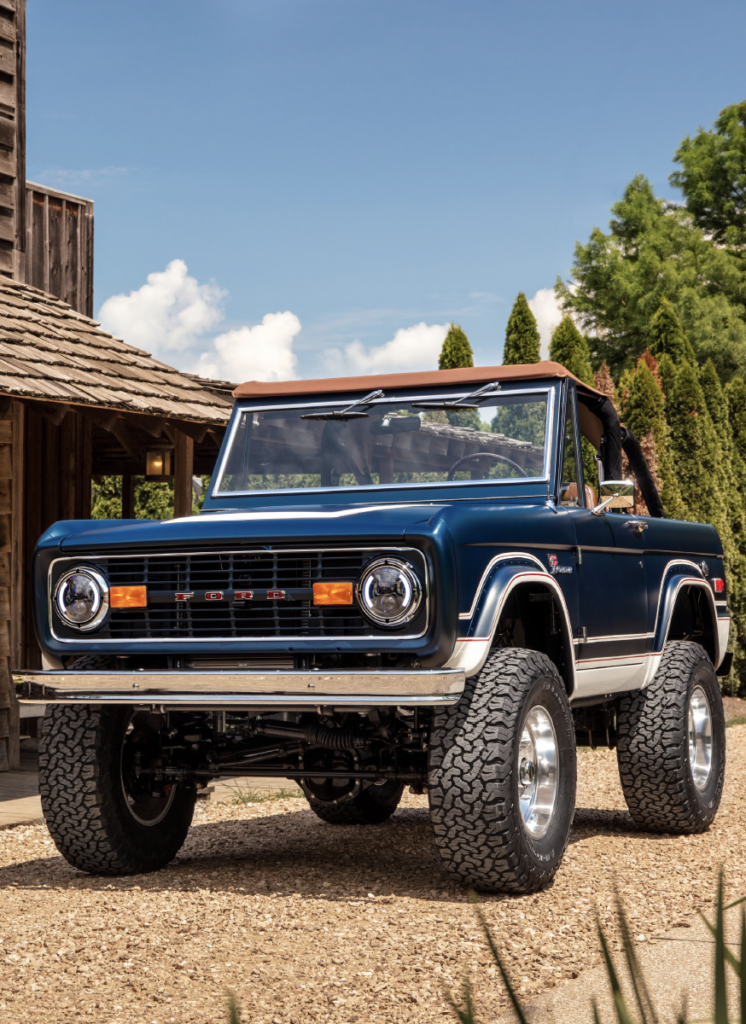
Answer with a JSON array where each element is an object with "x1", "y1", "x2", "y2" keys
[
  {"x1": 548, "y1": 316, "x2": 593, "y2": 384},
  {"x1": 556, "y1": 174, "x2": 746, "y2": 380},
  {"x1": 503, "y1": 292, "x2": 540, "y2": 365},
  {"x1": 648, "y1": 298, "x2": 696, "y2": 365},
  {"x1": 671, "y1": 99, "x2": 746, "y2": 256},
  {"x1": 439, "y1": 323, "x2": 474, "y2": 370}
]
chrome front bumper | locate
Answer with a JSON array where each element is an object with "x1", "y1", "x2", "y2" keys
[{"x1": 14, "y1": 669, "x2": 465, "y2": 707}]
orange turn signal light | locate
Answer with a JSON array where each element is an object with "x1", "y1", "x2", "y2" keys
[
  {"x1": 110, "y1": 585, "x2": 148, "y2": 609},
  {"x1": 313, "y1": 581, "x2": 353, "y2": 606}
]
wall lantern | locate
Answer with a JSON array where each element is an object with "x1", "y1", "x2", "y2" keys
[{"x1": 145, "y1": 447, "x2": 173, "y2": 479}]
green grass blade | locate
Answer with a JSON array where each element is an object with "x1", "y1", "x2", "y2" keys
[
  {"x1": 715, "y1": 869, "x2": 729, "y2": 1024},
  {"x1": 614, "y1": 888, "x2": 658, "y2": 1024},
  {"x1": 591, "y1": 998, "x2": 603, "y2": 1024},
  {"x1": 675, "y1": 991, "x2": 688, "y2": 1024},
  {"x1": 596, "y1": 914, "x2": 636, "y2": 1024},
  {"x1": 226, "y1": 990, "x2": 241, "y2": 1024},
  {"x1": 725, "y1": 894, "x2": 746, "y2": 912},
  {"x1": 469, "y1": 892, "x2": 529, "y2": 1024},
  {"x1": 698, "y1": 912, "x2": 742, "y2": 978},
  {"x1": 445, "y1": 976, "x2": 478, "y2": 1024}
]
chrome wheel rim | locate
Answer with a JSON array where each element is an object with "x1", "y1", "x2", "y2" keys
[
  {"x1": 517, "y1": 706, "x2": 559, "y2": 838},
  {"x1": 688, "y1": 685, "x2": 713, "y2": 791}
]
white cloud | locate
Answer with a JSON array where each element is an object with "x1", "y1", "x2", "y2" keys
[
  {"x1": 196, "y1": 312, "x2": 301, "y2": 383},
  {"x1": 99, "y1": 259, "x2": 225, "y2": 362},
  {"x1": 98, "y1": 259, "x2": 301, "y2": 383},
  {"x1": 527, "y1": 287, "x2": 563, "y2": 360},
  {"x1": 325, "y1": 321, "x2": 450, "y2": 376}
]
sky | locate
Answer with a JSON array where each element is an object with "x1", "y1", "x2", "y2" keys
[{"x1": 26, "y1": 0, "x2": 746, "y2": 384}]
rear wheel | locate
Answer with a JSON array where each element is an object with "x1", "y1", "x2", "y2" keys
[
  {"x1": 616, "y1": 641, "x2": 725, "y2": 833},
  {"x1": 428, "y1": 648, "x2": 576, "y2": 893},
  {"x1": 39, "y1": 704, "x2": 196, "y2": 875}
]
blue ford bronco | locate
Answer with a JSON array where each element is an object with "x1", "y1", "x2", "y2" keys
[{"x1": 17, "y1": 362, "x2": 729, "y2": 892}]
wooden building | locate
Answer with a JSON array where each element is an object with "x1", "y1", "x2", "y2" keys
[{"x1": 0, "y1": 278, "x2": 233, "y2": 771}]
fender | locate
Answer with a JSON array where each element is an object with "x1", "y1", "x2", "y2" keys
[
  {"x1": 444, "y1": 553, "x2": 576, "y2": 692},
  {"x1": 642, "y1": 560, "x2": 724, "y2": 686}
]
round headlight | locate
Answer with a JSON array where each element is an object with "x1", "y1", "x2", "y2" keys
[
  {"x1": 356, "y1": 558, "x2": 422, "y2": 627},
  {"x1": 54, "y1": 567, "x2": 109, "y2": 631}
]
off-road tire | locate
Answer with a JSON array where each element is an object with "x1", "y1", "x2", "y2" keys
[
  {"x1": 616, "y1": 641, "x2": 725, "y2": 833},
  {"x1": 304, "y1": 780, "x2": 404, "y2": 825},
  {"x1": 428, "y1": 648, "x2": 576, "y2": 893},
  {"x1": 39, "y1": 703, "x2": 196, "y2": 875}
]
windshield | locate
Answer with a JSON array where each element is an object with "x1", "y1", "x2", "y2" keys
[{"x1": 215, "y1": 389, "x2": 549, "y2": 495}]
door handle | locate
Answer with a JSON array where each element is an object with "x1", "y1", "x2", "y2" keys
[{"x1": 625, "y1": 521, "x2": 648, "y2": 536}]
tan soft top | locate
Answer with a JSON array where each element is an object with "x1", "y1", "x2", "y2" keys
[{"x1": 232, "y1": 361, "x2": 604, "y2": 401}]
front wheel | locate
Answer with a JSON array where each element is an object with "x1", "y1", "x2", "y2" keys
[
  {"x1": 616, "y1": 641, "x2": 725, "y2": 833},
  {"x1": 39, "y1": 705, "x2": 196, "y2": 875},
  {"x1": 428, "y1": 648, "x2": 576, "y2": 893}
]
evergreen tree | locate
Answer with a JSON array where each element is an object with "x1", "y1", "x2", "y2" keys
[
  {"x1": 649, "y1": 298, "x2": 697, "y2": 365},
  {"x1": 438, "y1": 323, "x2": 474, "y2": 370},
  {"x1": 556, "y1": 174, "x2": 746, "y2": 379},
  {"x1": 700, "y1": 360, "x2": 746, "y2": 693},
  {"x1": 666, "y1": 361, "x2": 724, "y2": 527},
  {"x1": 549, "y1": 316, "x2": 593, "y2": 384},
  {"x1": 593, "y1": 363, "x2": 617, "y2": 404},
  {"x1": 503, "y1": 292, "x2": 541, "y2": 365},
  {"x1": 437, "y1": 323, "x2": 480, "y2": 428},
  {"x1": 656, "y1": 352, "x2": 678, "y2": 404},
  {"x1": 621, "y1": 356, "x2": 686, "y2": 520},
  {"x1": 671, "y1": 100, "x2": 746, "y2": 257}
]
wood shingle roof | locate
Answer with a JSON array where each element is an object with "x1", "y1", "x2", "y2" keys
[{"x1": 0, "y1": 278, "x2": 232, "y2": 423}]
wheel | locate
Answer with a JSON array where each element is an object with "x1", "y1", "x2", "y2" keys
[
  {"x1": 302, "y1": 771, "x2": 404, "y2": 825},
  {"x1": 428, "y1": 648, "x2": 576, "y2": 893},
  {"x1": 39, "y1": 704, "x2": 196, "y2": 875},
  {"x1": 616, "y1": 641, "x2": 725, "y2": 833}
]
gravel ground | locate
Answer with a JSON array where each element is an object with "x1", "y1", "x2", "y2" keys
[{"x1": 0, "y1": 726, "x2": 745, "y2": 1024}]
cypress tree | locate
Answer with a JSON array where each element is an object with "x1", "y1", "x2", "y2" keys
[
  {"x1": 621, "y1": 357, "x2": 685, "y2": 520},
  {"x1": 438, "y1": 323, "x2": 474, "y2": 370},
  {"x1": 666, "y1": 362, "x2": 724, "y2": 526},
  {"x1": 656, "y1": 352, "x2": 678, "y2": 403},
  {"x1": 437, "y1": 323, "x2": 479, "y2": 428},
  {"x1": 700, "y1": 361, "x2": 746, "y2": 693},
  {"x1": 503, "y1": 292, "x2": 541, "y2": 365},
  {"x1": 593, "y1": 363, "x2": 617, "y2": 405},
  {"x1": 649, "y1": 298, "x2": 697, "y2": 365},
  {"x1": 549, "y1": 316, "x2": 593, "y2": 385}
]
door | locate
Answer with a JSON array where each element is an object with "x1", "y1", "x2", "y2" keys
[{"x1": 559, "y1": 386, "x2": 649, "y2": 698}]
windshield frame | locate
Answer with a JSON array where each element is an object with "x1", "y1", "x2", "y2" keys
[{"x1": 211, "y1": 384, "x2": 555, "y2": 499}]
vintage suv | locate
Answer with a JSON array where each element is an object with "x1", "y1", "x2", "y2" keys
[{"x1": 17, "y1": 362, "x2": 729, "y2": 893}]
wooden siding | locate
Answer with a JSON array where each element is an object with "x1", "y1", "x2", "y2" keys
[
  {"x1": 0, "y1": 403, "x2": 16, "y2": 769},
  {"x1": 25, "y1": 183, "x2": 94, "y2": 317},
  {"x1": 0, "y1": 0, "x2": 24, "y2": 282}
]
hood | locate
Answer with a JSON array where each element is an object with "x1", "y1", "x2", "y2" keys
[{"x1": 53, "y1": 502, "x2": 450, "y2": 552}]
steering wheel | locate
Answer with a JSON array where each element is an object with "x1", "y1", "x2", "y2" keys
[{"x1": 446, "y1": 451, "x2": 529, "y2": 481}]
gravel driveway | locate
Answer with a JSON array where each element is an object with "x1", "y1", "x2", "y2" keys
[{"x1": 1, "y1": 725, "x2": 745, "y2": 1024}]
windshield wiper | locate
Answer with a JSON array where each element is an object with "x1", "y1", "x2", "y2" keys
[
  {"x1": 300, "y1": 389, "x2": 384, "y2": 421},
  {"x1": 412, "y1": 380, "x2": 501, "y2": 411}
]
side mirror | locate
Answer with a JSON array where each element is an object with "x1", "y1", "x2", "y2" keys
[{"x1": 591, "y1": 480, "x2": 634, "y2": 516}]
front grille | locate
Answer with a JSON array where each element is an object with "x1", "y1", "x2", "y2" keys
[{"x1": 59, "y1": 548, "x2": 426, "y2": 641}]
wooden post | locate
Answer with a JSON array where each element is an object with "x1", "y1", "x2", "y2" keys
[
  {"x1": 122, "y1": 474, "x2": 135, "y2": 519},
  {"x1": 173, "y1": 430, "x2": 194, "y2": 519},
  {"x1": 0, "y1": 402, "x2": 20, "y2": 770}
]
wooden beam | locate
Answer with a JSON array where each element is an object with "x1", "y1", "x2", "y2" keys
[
  {"x1": 127, "y1": 413, "x2": 167, "y2": 439},
  {"x1": 33, "y1": 401, "x2": 72, "y2": 427},
  {"x1": 168, "y1": 419, "x2": 209, "y2": 444},
  {"x1": 110, "y1": 420, "x2": 142, "y2": 462},
  {"x1": 173, "y1": 430, "x2": 194, "y2": 519},
  {"x1": 79, "y1": 406, "x2": 120, "y2": 433},
  {"x1": 10, "y1": 401, "x2": 22, "y2": 671},
  {"x1": 122, "y1": 474, "x2": 136, "y2": 519}
]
